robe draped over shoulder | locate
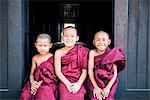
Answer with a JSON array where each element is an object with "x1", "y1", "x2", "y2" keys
[
  {"x1": 59, "y1": 44, "x2": 89, "y2": 100},
  {"x1": 34, "y1": 57, "x2": 57, "y2": 86},
  {"x1": 87, "y1": 47, "x2": 126, "y2": 100},
  {"x1": 20, "y1": 56, "x2": 58, "y2": 100},
  {"x1": 61, "y1": 44, "x2": 89, "y2": 83}
]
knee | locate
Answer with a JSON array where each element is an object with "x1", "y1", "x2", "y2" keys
[{"x1": 20, "y1": 91, "x2": 31, "y2": 100}]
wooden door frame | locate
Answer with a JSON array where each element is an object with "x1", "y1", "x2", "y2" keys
[
  {"x1": 114, "y1": 0, "x2": 128, "y2": 97},
  {"x1": 114, "y1": 0, "x2": 150, "y2": 99},
  {"x1": 0, "y1": 0, "x2": 26, "y2": 98}
]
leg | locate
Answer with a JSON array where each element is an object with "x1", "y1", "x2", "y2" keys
[
  {"x1": 20, "y1": 83, "x2": 33, "y2": 100},
  {"x1": 35, "y1": 86, "x2": 55, "y2": 100},
  {"x1": 59, "y1": 82, "x2": 85, "y2": 100}
]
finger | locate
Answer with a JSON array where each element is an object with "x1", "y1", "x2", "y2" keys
[
  {"x1": 103, "y1": 94, "x2": 106, "y2": 99},
  {"x1": 75, "y1": 91, "x2": 78, "y2": 94},
  {"x1": 93, "y1": 90, "x2": 96, "y2": 97},
  {"x1": 106, "y1": 95, "x2": 108, "y2": 97},
  {"x1": 68, "y1": 88, "x2": 71, "y2": 93},
  {"x1": 93, "y1": 91, "x2": 96, "y2": 97},
  {"x1": 32, "y1": 91, "x2": 36, "y2": 95},
  {"x1": 98, "y1": 94, "x2": 103, "y2": 100},
  {"x1": 97, "y1": 95, "x2": 101, "y2": 100},
  {"x1": 74, "y1": 89, "x2": 78, "y2": 93},
  {"x1": 31, "y1": 89, "x2": 36, "y2": 95},
  {"x1": 30, "y1": 91, "x2": 33, "y2": 95},
  {"x1": 32, "y1": 89, "x2": 37, "y2": 95},
  {"x1": 96, "y1": 93, "x2": 99, "y2": 100},
  {"x1": 69, "y1": 87, "x2": 73, "y2": 93},
  {"x1": 96, "y1": 95, "x2": 99, "y2": 100},
  {"x1": 106, "y1": 93, "x2": 109, "y2": 97},
  {"x1": 34, "y1": 81, "x2": 38, "y2": 84},
  {"x1": 103, "y1": 96, "x2": 105, "y2": 99},
  {"x1": 72, "y1": 90, "x2": 77, "y2": 94},
  {"x1": 34, "y1": 83, "x2": 38, "y2": 87},
  {"x1": 69, "y1": 87, "x2": 74, "y2": 93},
  {"x1": 93, "y1": 93, "x2": 96, "y2": 97},
  {"x1": 34, "y1": 85, "x2": 39, "y2": 89},
  {"x1": 101, "y1": 91, "x2": 104, "y2": 95},
  {"x1": 31, "y1": 86, "x2": 37, "y2": 91},
  {"x1": 98, "y1": 97, "x2": 102, "y2": 100},
  {"x1": 32, "y1": 82, "x2": 36, "y2": 86}
]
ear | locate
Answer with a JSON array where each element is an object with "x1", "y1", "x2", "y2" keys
[
  {"x1": 34, "y1": 43, "x2": 37, "y2": 47},
  {"x1": 93, "y1": 40, "x2": 95, "y2": 46},
  {"x1": 76, "y1": 36, "x2": 79, "y2": 41},
  {"x1": 108, "y1": 39, "x2": 111, "y2": 45},
  {"x1": 61, "y1": 32, "x2": 64, "y2": 43},
  {"x1": 49, "y1": 43, "x2": 52, "y2": 48}
]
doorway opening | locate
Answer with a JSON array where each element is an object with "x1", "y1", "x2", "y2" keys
[{"x1": 25, "y1": 0, "x2": 114, "y2": 85}]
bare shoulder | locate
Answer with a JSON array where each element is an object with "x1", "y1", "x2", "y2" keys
[
  {"x1": 49, "y1": 53, "x2": 53, "y2": 57},
  {"x1": 89, "y1": 49, "x2": 97, "y2": 56},
  {"x1": 55, "y1": 48, "x2": 64, "y2": 57},
  {"x1": 32, "y1": 55, "x2": 37, "y2": 62},
  {"x1": 31, "y1": 55, "x2": 37, "y2": 66}
]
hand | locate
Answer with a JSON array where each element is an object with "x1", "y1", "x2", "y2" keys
[
  {"x1": 35, "y1": 81, "x2": 42, "y2": 89},
  {"x1": 66, "y1": 82, "x2": 73, "y2": 93},
  {"x1": 71, "y1": 82, "x2": 81, "y2": 94},
  {"x1": 30, "y1": 88, "x2": 37, "y2": 95},
  {"x1": 93, "y1": 86, "x2": 104, "y2": 100},
  {"x1": 30, "y1": 81, "x2": 38, "y2": 95},
  {"x1": 102, "y1": 87, "x2": 110, "y2": 99}
]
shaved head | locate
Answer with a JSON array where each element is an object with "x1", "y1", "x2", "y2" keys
[{"x1": 94, "y1": 31, "x2": 110, "y2": 39}]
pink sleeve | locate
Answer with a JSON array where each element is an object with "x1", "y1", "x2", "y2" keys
[
  {"x1": 77, "y1": 45, "x2": 89, "y2": 69},
  {"x1": 102, "y1": 47, "x2": 126, "y2": 72}
]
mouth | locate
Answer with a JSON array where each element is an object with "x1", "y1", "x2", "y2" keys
[
  {"x1": 40, "y1": 51, "x2": 46, "y2": 53},
  {"x1": 66, "y1": 41, "x2": 73, "y2": 43},
  {"x1": 65, "y1": 42, "x2": 74, "y2": 44},
  {"x1": 98, "y1": 45, "x2": 104, "y2": 47}
]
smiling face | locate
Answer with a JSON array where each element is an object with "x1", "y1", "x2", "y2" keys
[
  {"x1": 93, "y1": 31, "x2": 111, "y2": 52},
  {"x1": 35, "y1": 38, "x2": 52, "y2": 55},
  {"x1": 62, "y1": 27, "x2": 79, "y2": 47}
]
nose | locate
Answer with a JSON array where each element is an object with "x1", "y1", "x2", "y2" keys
[
  {"x1": 67, "y1": 36, "x2": 71, "y2": 40},
  {"x1": 40, "y1": 46, "x2": 45, "y2": 49},
  {"x1": 99, "y1": 39, "x2": 103, "y2": 43}
]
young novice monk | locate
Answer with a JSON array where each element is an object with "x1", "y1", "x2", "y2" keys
[
  {"x1": 54, "y1": 26, "x2": 89, "y2": 100},
  {"x1": 20, "y1": 33, "x2": 58, "y2": 100},
  {"x1": 87, "y1": 31, "x2": 126, "y2": 100}
]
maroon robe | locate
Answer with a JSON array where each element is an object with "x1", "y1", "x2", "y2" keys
[
  {"x1": 59, "y1": 44, "x2": 89, "y2": 100},
  {"x1": 20, "y1": 56, "x2": 58, "y2": 100},
  {"x1": 87, "y1": 47, "x2": 126, "y2": 100}
]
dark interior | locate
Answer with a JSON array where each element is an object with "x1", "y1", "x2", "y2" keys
[{"x1": 25, "y1": 0, "x2": 113, "y2": 87}]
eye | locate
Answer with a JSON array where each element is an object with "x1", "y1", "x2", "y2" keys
[
  {"x1": 38, "y1": 44, "x2": 42, "y2": 47},
  {"x1": 64, "y1": 35, "x2": 68, "y2": 37},
  {"x1": 102, "y1": 38, "x2": 105, "y2": 41},
  {"x1": 45, "y1": 44, "x2": 49, "y2": 47},
  {"x1": 95, "y1": 39, "x2": 100, "y2": 41}
]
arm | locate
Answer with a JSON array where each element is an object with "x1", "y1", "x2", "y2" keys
[
  {"x1": 77, "y1": 69, "x2": 87, "y2": 86},
  {"x1": 54, "y1": 50, "x2": 72, "y2": 91},
  {"x1": 29, "y1": 56, "x2": 38, "y2": 95},
  {"x1": 103, "y1": 64, "x2": 117, "y2": 98},
  {"x1": 29, "y1": 56, "x2": 36, "y2": 84},
  {"x1": 88, "y1": 50, "x2": 98, "y2": 88},
  {"x1": 71, "y1": 68, "x2": 87, "y2": 94},
  {"x1": 88, "y1": 50, "x2": 103, "y2": 99}
]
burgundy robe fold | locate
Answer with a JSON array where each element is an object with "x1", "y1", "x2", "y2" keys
[
  {"x1": 20, "y1": 56, "x2": 58, "y2": 100},
  {"x1": 87, "y1": 47, "x2": 126, "y2": 100},
  {"x1": 59, "y1": 44, "x2": 89, "y2": 100}
]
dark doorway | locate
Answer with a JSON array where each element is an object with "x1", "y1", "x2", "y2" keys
[{"x1": 25, "y1": 0, "x2": 113, "y2": 88}]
